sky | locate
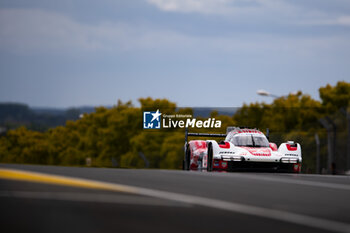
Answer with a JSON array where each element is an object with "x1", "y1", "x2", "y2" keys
[{"x1": 0, "y1": 0, "x2": 350, "y2": 108}]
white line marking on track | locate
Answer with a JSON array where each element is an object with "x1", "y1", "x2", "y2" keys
[
  {"x1": 135, "y1": 185, "x2": 350, "y2": 233},
  {"x1": 159, "y1": 170, "x2": 350, "y2": 191},
  {"x1": 2, "y1": 168, "x2": 350, "y2": 233},
  {"x1": 226, "y1": 173, "x2": 350, "y2": 191}
]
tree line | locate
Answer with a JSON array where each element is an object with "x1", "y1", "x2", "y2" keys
[
  {"x1": 0, "y1": 81, "x2": 349, "y2": 172},
  {"x1": 0, "y1": 103, "x2": 92, "y2": 131}
]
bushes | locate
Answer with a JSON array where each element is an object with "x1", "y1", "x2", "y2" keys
[
  {"x1": 0, "y1": 98, "x2": 199, "y2": 168},
  {"x1": 0, "y1": 82, "x2": 349, "y2": 171}
]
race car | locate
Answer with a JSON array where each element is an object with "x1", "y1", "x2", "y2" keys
[{"x1": 183, "y1": 127, "x2": 302, "y2": 173}]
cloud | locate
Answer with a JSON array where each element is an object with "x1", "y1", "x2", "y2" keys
[
  {"x1": 337, "y1": 16, "x2": 350, "y2": 25},
  {"x1": 0, "y1": 7, "x2": 349, "y2": 59},
  {"x1": 302, "y1": 15, "x2": 350, "y2": 26},
  {"x1": 146, "y1": 0, "x2": 232, "y2": 14},
  {"x1": 146, "y1": 0, "x2": 350, "y2": 28},
  {"x1": 146, "y1": 0, "x2": 293, "y2": 15},
  {"x1": 0, "y1": 8, "x2": 200, "y2": 54},
  {"x1": 0, "y1": 9, "x2": 105, "y2": 52}
]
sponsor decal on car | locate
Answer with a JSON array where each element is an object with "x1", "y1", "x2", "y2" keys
[
  {"x1": 285, "y1": 153, "x2": 298, "y2": 156},
  {"x1": 242, "y1": 147, "x2": 272, "y2": 156}
]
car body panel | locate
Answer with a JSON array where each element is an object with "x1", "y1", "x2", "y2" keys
[{"x1": 185, "y1": 127, "x2": 302, "y2": 173}]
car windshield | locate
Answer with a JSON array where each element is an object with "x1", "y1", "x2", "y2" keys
[{"x1": 229, "y1": 135, "x2": 269, "y2": 147}]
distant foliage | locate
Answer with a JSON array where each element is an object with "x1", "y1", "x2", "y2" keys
[
  {"x1": 319, "y1": 81, "x2": 350, "y2": 114},
  {"x1": 0, "y1": 103, "x2": 84, "y2": 131},
  {"x1": 233, "y1": 81, "x2": 350, "y2": 172},
  {"x1": 0, "y1": 82, "x2": 349, "y2": 172},
  {"x1": 234, "y1": 91, "x2": 323, "y2": 132}
]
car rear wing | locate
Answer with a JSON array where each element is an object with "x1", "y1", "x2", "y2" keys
[
  {"x1": 185, "y1": 128, "x2": 226, "y2": 145},
  {"x1": 185, "y1": 126, "x2": 270, "y2": 144}
]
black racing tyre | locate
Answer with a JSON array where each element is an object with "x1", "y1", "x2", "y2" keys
[
  {"x1": 278, "y1": 163, "x2": 300, "y2": 173},
  {"x1": 207, "y1": 142, "x2": 213, "y2": 172},
  {"x1": 184, "y1": 143, "x2": 191, "y2": 171},
  {"x1": 288, "y1": 164, "x2": 295, "y2": 173}
]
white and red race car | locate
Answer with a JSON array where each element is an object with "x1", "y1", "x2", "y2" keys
[{"x1": 183, "y1": 127, "x2": 302, "y2": 173}]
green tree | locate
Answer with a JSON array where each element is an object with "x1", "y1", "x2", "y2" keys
[{"x1": 319, "y1": 81, "x2": 350, "y2": 113}]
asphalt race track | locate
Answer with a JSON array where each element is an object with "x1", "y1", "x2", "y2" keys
[{"x1": 1, "y1": 164, "x2": 350, "y2": 233}]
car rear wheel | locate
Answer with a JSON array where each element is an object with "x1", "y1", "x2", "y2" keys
[
  {"x1": 184, "y1": 143, "x2": 191, "y2": 171},
  {"x1": 207, "y1": 142, "x2": 213, "y2": 172}
]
